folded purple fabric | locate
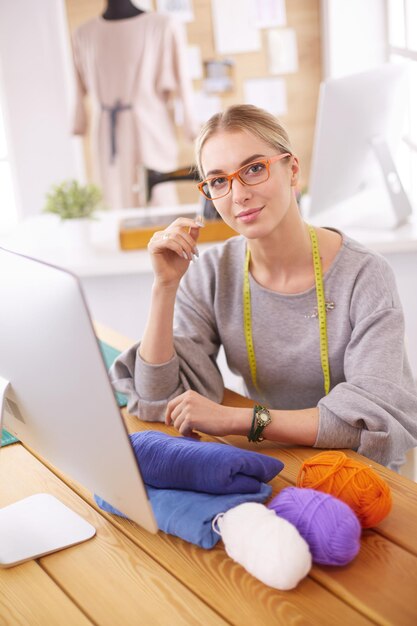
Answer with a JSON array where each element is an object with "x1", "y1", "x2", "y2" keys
[{"x1": 130, "y1": 430, "x2": 284, "y2": 494}]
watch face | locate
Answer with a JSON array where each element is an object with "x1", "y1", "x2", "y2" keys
[{"x1": 257, "y1": 409, "x2": 271, "y2": 425}]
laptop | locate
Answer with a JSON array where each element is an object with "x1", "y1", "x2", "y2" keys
[{"x1": 0, "y1": 246, "x2": 157, "y2": 566}]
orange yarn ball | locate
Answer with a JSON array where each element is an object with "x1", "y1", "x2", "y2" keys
[{"x1": 296, "y1": 451, "x2": 392, "y2": 528}]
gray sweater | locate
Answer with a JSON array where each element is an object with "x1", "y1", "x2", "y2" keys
[{"x1": 110, "y1": 232, "x2": 417, "y2": 471}]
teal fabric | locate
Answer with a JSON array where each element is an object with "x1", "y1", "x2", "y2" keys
[
  {"x1": 98, "y1": 341, "x2": 127, "y2": 408},
  {"x1": 0, "y1": 429, "x2": 18, "y2": 447},
  {"x1": 1, "y1": 340, "x2": 126, "y2": 447}
]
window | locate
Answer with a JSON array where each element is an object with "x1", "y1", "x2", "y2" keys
[
  {"x1": 0, "y1": 98, "x2": 18, "y2": 234},
  {"x1": 387, "y1": 0, "x2": 417, "y2": 210}
]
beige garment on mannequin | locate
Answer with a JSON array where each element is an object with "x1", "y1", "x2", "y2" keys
[{"x1": 71, "y1": 12, "x2": 198, "y2": 209}]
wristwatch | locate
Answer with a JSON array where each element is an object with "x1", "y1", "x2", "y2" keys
[{"x1": 248, "y1": 405, "x2": 272, "y2": 442}]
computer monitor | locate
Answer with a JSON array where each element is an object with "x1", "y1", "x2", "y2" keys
[
  {"x1": 0, "y1": 246, "x2": 157, "y2": 567},
  {"x1": 303, "y1": 63, "x2": 413, "y2": 229}
]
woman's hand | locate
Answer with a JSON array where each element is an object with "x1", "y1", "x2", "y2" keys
[
  {"x1": 148, "y1": 216, "x2": 204, "y2": 287},
  {"x1": 165, "y1": 390, "x2": 237, "y2": 437}
]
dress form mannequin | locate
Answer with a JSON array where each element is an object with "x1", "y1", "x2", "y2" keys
[
  {"x1": 71, "y1": 4, "x2": 197, "y2": 209},
  {"x1": 102, "y1": 0, "x2": 144, "y2": 21}
]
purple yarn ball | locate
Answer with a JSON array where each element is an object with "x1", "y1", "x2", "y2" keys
[{"x1": 268, "y1": 487, "x2": 361, "y2": 566}]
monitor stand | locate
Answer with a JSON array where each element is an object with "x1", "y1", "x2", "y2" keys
[
  {"x1": 370, "y1": 136, "x2": 413, "y2": 227},
  {"x1": 0, "y1": 377, "x2": 96, "y2": 568}
]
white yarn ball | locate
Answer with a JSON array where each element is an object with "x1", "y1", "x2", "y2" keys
[{"x1": 217, "y1": 502, "x2": 312, "y2": 590}]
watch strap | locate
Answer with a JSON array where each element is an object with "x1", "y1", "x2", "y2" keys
[{"x1": 247, "y1": 404, "x2": 271, "y2": 443}]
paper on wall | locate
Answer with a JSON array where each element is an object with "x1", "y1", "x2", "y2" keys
[
  {"x1": 211, "y1": 0, "x2": 261, "y2": 55},
  {"x1": 192, "y1": 91, "x2": 222, "y2": 125},
  {"x1": 187, "y1": 46, "x2": 203, "y2": 80},
  {"x1": 132, "y1": 0, "x2": 153, "y2": 10},
  {"x1": 249, "y1": 0, "x2": 286, "y2": 28},
  {"x1": 268, "y1": 28, "x2": 298, "y2": 75},
  {"x1": 203, "y1": 59, "x2": 234, "y2": 93},
  {"x1": 244, "y1": 78, "x2": 287, "y2": 117},
  {"x1": 156, "y1": 0, "x2": 194, "y2": 22},
  {"x1": 175, "y1": 91, "x2": 222, "y2": 127}
]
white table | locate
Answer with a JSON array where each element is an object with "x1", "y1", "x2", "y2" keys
[
  {"x1": 2, "y1": 208, "x2": 417, "y2": 378},
  {"x1": 0, "y1": 208, "x2": 205, "y2": 341}
]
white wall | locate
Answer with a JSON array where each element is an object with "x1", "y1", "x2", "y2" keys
[
  {"x1": 321, "y1": 0, "x2": 387, "y2": 78},
  {"x1": 0, "y1": 0, "x2": 84, "y2": 219}
]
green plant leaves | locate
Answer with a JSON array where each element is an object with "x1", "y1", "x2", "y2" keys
[{"x1": 44, "y1": 179, "x2": 103, "y2": 219}]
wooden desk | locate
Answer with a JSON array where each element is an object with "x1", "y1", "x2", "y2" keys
[{"x1": 1, "y1": 327, "x2": 417, "y2": 625}]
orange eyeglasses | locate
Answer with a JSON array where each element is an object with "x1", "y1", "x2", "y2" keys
[{"x1": 197, "y1": 153, "x2": 291, "y2": 200}]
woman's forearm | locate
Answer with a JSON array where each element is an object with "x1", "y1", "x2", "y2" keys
[
  {"x1": 139, "y1": 282, "x2": 178, "y2": 364},
  {"x1": 229, "y1": 406, "x2": 319, "y2": 446}
]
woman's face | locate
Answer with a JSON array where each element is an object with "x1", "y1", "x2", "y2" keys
[{"x1": 200, "y1": 129, "x2": 299, "y2": 240}]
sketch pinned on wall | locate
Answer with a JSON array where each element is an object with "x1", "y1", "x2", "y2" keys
[
  {"x1": 249, "y1": 0, "x2": 286, "y2": 28},
  {"x1": 203, "y1": 59, "x2": 234, "y2": 93},
  {"x1": 267, "y1": 28, "x2": 298, "y2": 74},
  {"x1": 187, "y1": 45, "x2": 203, "y2": 80},
  {"x1": 244, "y1": 77, "x2": 287, "y2": 117},
  {"x1": 211, "y1": 0, "x2": 261, "y2": 55},
  {"x1": 156, "y1": 0, "x2": 194, "y2": 22}
]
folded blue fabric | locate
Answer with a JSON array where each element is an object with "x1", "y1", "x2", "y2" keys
[
  {"x1": 129, "y1": 430, "x2": 284, "y2": 494},
  {"x1": 95, "y1": 483, "x2": 272, "y2": 549}
]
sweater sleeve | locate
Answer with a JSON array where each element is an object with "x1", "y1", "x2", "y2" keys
[
  {"x1": 316, "y1": 261, "x2": 417, "y2": 471},
  {"x1": 109, "y1": 264, "x2": 224, "y2": 422}
]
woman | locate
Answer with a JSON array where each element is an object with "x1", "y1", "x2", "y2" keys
[{"x1": 111, "y1": 104, "x2": 417, "y2": 471}]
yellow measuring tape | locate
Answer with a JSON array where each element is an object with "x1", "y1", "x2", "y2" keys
[
  {"x1": 243, "y1": 224, "x2": 330, "y2": 397},
  {"x1": 243, "y1": 246, "x2": 261, "y2": 395},
  {"x1": 307, "y1": 224, "x2": 331, "y2": 395}
]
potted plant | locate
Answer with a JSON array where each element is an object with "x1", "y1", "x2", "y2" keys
[{"x1": 43, "y1": 179, "x2": 103, "y2": 249}]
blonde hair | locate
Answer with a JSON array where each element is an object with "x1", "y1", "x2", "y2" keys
[{"x1": 195, "y1": 104, "x2": 293, "y2": 178}]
